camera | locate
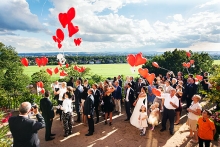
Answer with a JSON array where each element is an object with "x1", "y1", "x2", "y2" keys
[{"x1": 31, "y1": 104, "x2": 37, "y2": 111}]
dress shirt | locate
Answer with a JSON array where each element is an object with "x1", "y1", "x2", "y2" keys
[
  {"x1": 62, "y1": 98, "x2": 72, "y2": 113},
  {"x1": 164, "y1": 94, "x2": 179, "y2": 109},
  {"x1": 59, "y1": 87, "x2": 67, "y2": 101},
  {"x1": 126, "y1": 88, "x2": 130, "y2": 102}
]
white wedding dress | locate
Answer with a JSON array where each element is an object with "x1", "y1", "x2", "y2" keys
[{"x1": 130, "y1": 96, "x2": 148, "y2": 128}]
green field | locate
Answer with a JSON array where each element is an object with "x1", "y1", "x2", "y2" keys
[
  {"x1": 24, "y1": 60, "x2": 220, "y2": 79},
  {"x1": 24, "y1": 64, "x2": 140, "y2": 79}
]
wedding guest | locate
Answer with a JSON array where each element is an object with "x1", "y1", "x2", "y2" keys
[
  {"x1": 9, "y1": 102, "x2": 45, "y2": 147},
  {"x1": 174, "y1": 84, "x2": 183, "y2": 125},
  {"x1": 160, "y1": 88, "x2": 179, "y2": 135},
  {"x1": 57, "y1": 82, "x2": 67, "y2": 121},
  {"x1": 163, "y1": 80, "x2": 173, "y2": 93},
  {"x1": 84, "y1": 89, "x2": 95, "y2": 136},
  {"x1": 92, "y1": 83, "x2": 101, "y2": 124},
  {"x1": 138, "y1": 105, "x2": 148, "y2": 136},
  {"x1": 147, "y1": 83, "x2": 156, "y2": 105},
  {"x1": 171, "y1": 78, "x2": 178, "y2": 89},
  {"x1": 81, "y1": 79, "x2": 90, "y2": 125},
  {"x1": 53, "y1": 81, "x2": 60, "y2": 105},
  {"x1": 113, "y1": 80, "x2": 122, "y2": 115},
  {"x1": 103, "y1": 84, "x2": 115, "y2": 126},
  {"x1": 117, "y1": 75, "x2": 123, "y2": 87},
  {"x1": 40, "y1": 91, "x2": 55, "y2": 141},
  {"x1": 67, "y1": 77, "x2": 75, "y2": 88},
  {"x1": 74, "y1": 79, "x2": 83, "y2": 123},
  {"x1": 185, "y1": 78, "x2": 197, "y2": 108},
  {"x1": 136, "y1": 78, "x2": 146, "y2": 98},
  {"x1": 130, "y1": 76, "x2": 136, "y2": 91},
  {"x1": 186, "y1": 95, "x2": 202, "y2": 143},
  {"x1": 148, "y1": 102, "x2": 159, "y2": 131},
  {"x1": 198, "y1": 109, "x2": 216, "y2": 147},
  {"x1": 60, "y1": 91, "x2": 73, "y2": 137}
]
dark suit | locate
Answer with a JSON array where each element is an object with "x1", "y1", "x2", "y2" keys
[
  {"x1": 185, "y1": 83, "x2": 197, "y2": 108},
  {"x1": 93, "y1": 89, "x2": 101, "y2": 122},
  {"x1": 74, "y1": 85, "x2": 83, "y2": 121},
  {"x1": 9, "y1": 114, "x2": 45, "y2": 147},
  {"x1": 83, "y1": 95, "x2": 95, "y2": 134},
  {"x1": 125, "y1": 88, "x2": 135, "y2": 119},
  {"x1": 40, "y1": 98, "x2": 54, "y2": 140},
  {"x1": 118, "y1": 79, "x2": 122, "y2": 87},
  {"x1": 135, "y1": 82, "x2": 145, "y2": 98}
]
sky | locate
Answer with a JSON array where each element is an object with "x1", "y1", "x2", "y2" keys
[{"x1": 0, "y1": 0, "x2": 220, "y2": 53}]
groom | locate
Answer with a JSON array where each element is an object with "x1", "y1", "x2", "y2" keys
[{"x1": 124, "y1": 83, "x2": 134, "y2": 121}]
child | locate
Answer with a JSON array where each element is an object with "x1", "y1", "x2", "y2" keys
[
  {"x1": 138, "y1": 105, "x2": 148, "y2": 136},
  {"x1": 148, "y1": 102, "x2": 159, "y2": 130}
]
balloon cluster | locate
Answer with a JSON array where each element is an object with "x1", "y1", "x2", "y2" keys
[
  {"x1": 138, "y1": 68, "x2": 155, "y2": 85},
  {"x1": 182, "y1": 51, "x2": 195, "y2": 74},
  {"x1": 35, "y1": 57, "x2": 48, "y2": 67},
  {"x1": 37, "y1": 81, "x2": 45, "y2": 94},
  {"x1": 74, "y1": 65, "x2": 86, "y2": 73},
  {"x1": 52, "y1": 7, "x2": 82, "y2": 49},
  {"x1": 127, "y1": 52, "x2": 147, "y2": 73}
]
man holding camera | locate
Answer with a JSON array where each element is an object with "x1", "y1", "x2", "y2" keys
[
  {"x1": 40, "y1": 90, "x2": 55, "y2": 141},
  {"x1": 9, "y1": 102, "x2": 45, "y2": 147}
]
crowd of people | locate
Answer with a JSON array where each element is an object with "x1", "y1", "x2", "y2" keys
[{"x1": 8, "y1": 70, "x2": 216, "y2": 147}]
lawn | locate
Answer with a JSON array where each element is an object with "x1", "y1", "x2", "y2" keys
[
  {"x1": 24, "y1": 64, "x2": 140, "y2": 79},
  {"x1": 214, "y1": 60, "x2": 220, "y2": 64}
]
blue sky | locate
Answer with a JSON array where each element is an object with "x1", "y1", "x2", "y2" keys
[{"x1": 0, "y1": 0, "x2": 220, "y2": 53}]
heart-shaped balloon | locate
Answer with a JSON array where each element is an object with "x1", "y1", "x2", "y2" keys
[
  {"x1": 78, "y1": 66, "x2": 86, "y2": 73},
  {"x1": 146, "y1": 73, "x2": 155, "y2": 85},
  {"x1": 40, "y1": 88, "x2": 45, "y2": 94},
  {"x1": 195, "y1": 75, "x2": 203, "y2": 81},
  {"x1": 68, "y1": 22, "x2": 79, "y2": 37},
  {"x1": 52, "y1": 36, "x2": 57, "y2": 42},
  {"x1": 41, "y1": 57, "x2": 48, "y2": 66},
  {"x1": 66, "y1": 63, "x2": 69, "y2": 68},
  {"x1": 186, "y1": 62, "x2": 191, "y2": 68},
  {"x1": 54, "y1": 67, "x2": 59, "y2": 74},
  {"x1": 152, "y1": 88, "x2": 161, "y2": 96},
  {"x1": 135, "y1": 52, "x2": 147, "y2": 66},
  {"x1": 58, "y1": 13, "x2": 68, "y2": 28},
  {"x1": 46, "y1": 68, "x2": 53, "y2": 76},
  {"x1": 35, "y1": 58, "x2": 42, "y2": 67},
  {"x1": 190, "y1": 60, "x2": 194, "y2": 64},
  {"x1": 74, "y1": 38, "x2": 82, "y2": 46},
  {"x1": 60, "y1": 70, "x2": 68, "y2": 76},
  {"x1": 67, "y1": 7, "x2": 75, "y2": 23},
  {"x1": 186, "y1": 52, "x2": 191, "y2": 58},
  {"x1": 56, "y1": 29, "x2": 64, "y2": 41},
  {"x1": 127, "y1": 54, "x2": 136, "y2": 67},
  {"x1": 58, "y1": 62, "x2": 62, "y2": 67},
  {"x1": 74, "y1": 65, "x2": 79, "y2": 70},
  {"x1": 37, "y1": 81, "x2": 44, "y2": 88},
  {"x1": 21, "y1": 58, "x2": 29, "y2": 67},
  {"x1": 58, "y1": 43, "x2": 62, "y2": 49},
  {"x1": 152, "y1": 62, "x2": 159, "y2": 68},
  {"x1": 138, "y1": 68, "x2": 149, "y2": 79}
]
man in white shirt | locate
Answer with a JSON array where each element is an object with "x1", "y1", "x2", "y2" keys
[
  {"x1": 124, "y1": 83, "x2": 135, "y2": 121},
  {"x1": 160, "y1": 88, "x2": 179, "y2": 135}
]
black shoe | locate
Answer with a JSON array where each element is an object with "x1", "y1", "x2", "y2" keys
[
  {"x1": 64, "y1": 134, "x2": 69, "y2": 137},
  {"x1": 75, "y1": 120, "x2": 81, "y2": 123},
  {"x1": 124, "y1": 119, "x2": 129, "y2": 121},
  {"x1": 95, "y1": 120, "x2": 99, "y2": 124},
  {"x1": 170, "y1": 131, "x2": 174, "y2": 135},
  {"x1": 45, "y1": 137, "x2": 55, "y2": 141},
  {"x1": 68, "y1": 131, "x2": 72, "y2": 135},
  {"x1": 85, "y1": 133, "x2": 93, "y2": 136},
  {"x1": 109, "y1": 122, "x2": 112, "y2": 126},
  {"x1": 50, "y1": 134, "x2": 56, "y2": 136},
  {"x1": 160, "y1": 128, "x2": 166, "y2": 132},
  {"x1": 104, "y1": 121, "x2": 107, "y2": 125}
]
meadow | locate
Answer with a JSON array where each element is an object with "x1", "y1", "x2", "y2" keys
[{"x1": 24, "y1": 60, "x2": 220, "y2": 79}]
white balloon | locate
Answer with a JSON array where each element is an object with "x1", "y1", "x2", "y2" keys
[
  {"x1": 130, "y1": 66, "x2": 136, "y2": 73},
  {"x1": 57, "y1": 54, "x2": 64, "y2": 60}
]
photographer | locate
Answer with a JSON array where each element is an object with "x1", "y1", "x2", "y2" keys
[{"x1": 9, "y1": 102, "x2": 45, "y2": 147}]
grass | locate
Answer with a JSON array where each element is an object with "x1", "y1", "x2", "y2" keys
[
  {"x1": 24, "y1": 64, "x2": 141, "y2": 79},
  {"x1": 24, "y1": 60, "x2": 220, "y2": 80}
]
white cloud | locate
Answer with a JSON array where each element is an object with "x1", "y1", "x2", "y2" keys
[
  {"x1": 0, "y1": 0, "x2": 45, "y2": 32},
  {"x1": 198, "y1": 0, "x2": 220, "y2": 8},
  {"x1": 173, "y1": 14, "x2": 184, "y2": 22}
]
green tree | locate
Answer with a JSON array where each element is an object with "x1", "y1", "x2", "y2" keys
[
  {"x1": 31, "y1": 70, "x2": 52, "y2": 90},
  {"x1": 142, "y1": 49, "x2": 213, "y2": 76}
]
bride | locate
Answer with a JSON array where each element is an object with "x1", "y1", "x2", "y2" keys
[{"x1": 130, "y1": 86, "x2": 148, "y2": 128}]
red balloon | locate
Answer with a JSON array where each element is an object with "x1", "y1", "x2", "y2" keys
[
  {"x1": 78, "y1": 66, "x2": 86, "y2": 73},
  {"x1": 138, "y1": 68, "x2": 149, "y2": 79},
  {"x1": 66, "y1": 63, "x2": 69, "y2": 68},
  {"x1": 152, "y1": 62, "x2": 159, "y2": 68},
  {"x1": 54, "y1": 67, "x2": 59, "y2": 74},
  {"x1": 60, "y1": 70, "x2": 68, "y2": 76},
  {"x1": 41, "y1": 57, "x2": 48, "y2": 66},
  {"x1": 46, "y1": 68, "x2": 53, "y2": 76},
  {"x1": 37, "y1": 81, "x2": 44, "y2": 88},
  {"x1": 68, "y1": 22, "x2": 79, "y2": 37},
  {"x1": 74, "y1": 65, "x2": 78, "y2": 70},
  {"x1": 67, "y1": 7, "x2": 76, "y2": 23},
  {"x1": 152, "y1": 88, "x2": 161, "y2": 96},
  {"x1": 35, "y1": 58, "x2": 42, "y2": 67},
  {"x1": 41, "y1": 88, "x2": 45, "y2": 94},
  {"x1": 58, "y1": 43, "x2": 62, "y2": 49},
  {"x1": 195, "y1": 75, "x2": 203, "y2": 81},
  {"x1": 127, "y1": 54, "x2": 136, "y2": 67},
  {"x1": 58, "y1": 62, "x2": 62, "y2": 67},
  {"x1": 190, "y1": 60, "x2": 194, "y2": 64},
  {"x1": 146, "y1": 73, "x2": 155, "y2": 85},
  {"x1": 74, "y1": 38, "x2": 82, "y2": 46},
  {"x1": 186, "y1": 52, "x2": 191, "y2": 58},
  {"x1": 56, "y1": 29, "x2": 64, "y2": 41},
  {"x1": 135, "y1": 52, "x2": 147, "y2": 66},
  {"x1": 186, "y1": 62, "x2": 191, "y2": 68},
  {"x1": 21, "y1": 58, "x2": 28, "y2": 67},
  {"x1": 58, "y1": 13, "x2": 68, "y2": 28},
  {"x1": 52, "y1": 36, "x2": 57, "y2": 42}
]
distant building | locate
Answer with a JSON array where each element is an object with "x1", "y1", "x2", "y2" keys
[
  {"x1": 89, "y1": 61, "x2": 94, "y2": 64},
  {"x1": 95, "y1": 60, "x2": 101, "y2": 64}
]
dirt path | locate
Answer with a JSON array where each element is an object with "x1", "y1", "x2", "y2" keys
[{"x1": 38, "y1": 104, "x2": 219, "y2": 147}]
